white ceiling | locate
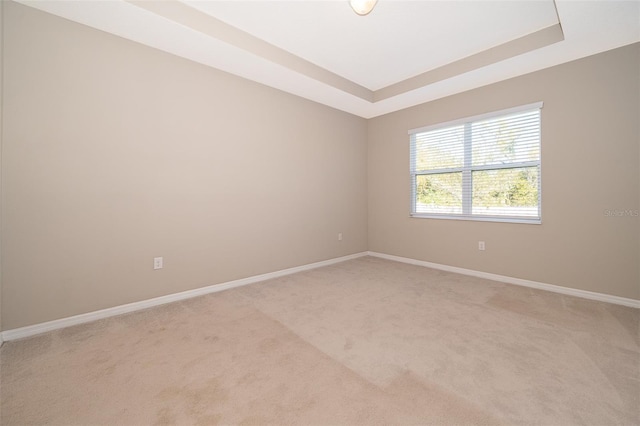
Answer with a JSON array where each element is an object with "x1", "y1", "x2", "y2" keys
[
  {"x1": 16, "y1": 0, "x2": 640, "y2": 118},
  {"x1": 187, "y1": 0, "x2": 560, "y2": 90}
]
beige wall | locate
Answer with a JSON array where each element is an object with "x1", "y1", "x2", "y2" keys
[
  {"x1": 2, "y1": 3, "x2": 639, "y2": 331},
  {"x1": 368, "y1": 43, "x2": 640, "y2": 300},
  {"x1": 1, "y1": 2, "x2": 368, "y2": 330}
]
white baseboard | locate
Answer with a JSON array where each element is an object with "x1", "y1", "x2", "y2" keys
[
  {"x1": 3, "y1": 250, "x2": 636, "y2": 342},
  {"x1": 0, "y1": 252, "x2": 368, "y2": 342},
  {"x1": 368, "y1": 251, "x2": 640, "y2": 309}
]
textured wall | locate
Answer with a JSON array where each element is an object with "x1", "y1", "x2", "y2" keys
[
  {"x1": 368, "y1": 43, "x2": 640, "y2": 300},
  {"x1": 2, "y1": 2, "x2": 368, "y2": 329}
]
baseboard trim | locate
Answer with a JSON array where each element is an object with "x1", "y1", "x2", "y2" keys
[
  {"x1": 0, "y1": 252, "x2": 368, "y2": 342},
  {"x1": 4, "y1": 250, "x2": 636, "y2": 341},
  {"x1": 367, "y1": 251, "x2": 640, "y2": 309}
]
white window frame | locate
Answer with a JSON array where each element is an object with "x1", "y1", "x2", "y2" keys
[{"x1": 409, "y1": 102, "x2": 543, "y2": 224}]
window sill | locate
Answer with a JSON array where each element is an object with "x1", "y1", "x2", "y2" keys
[{"x1": 410, "y1": 213, "x2": 542, "y2": 225}]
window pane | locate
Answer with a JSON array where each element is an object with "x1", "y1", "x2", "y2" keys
[
  {"x1": 472, "y1": 167, "x2": 539, "y2": 217},
  {"x1": 414, "y1": 125, "x2": 464, "y2": 170},
  {"x1": 415, "y1": 173, "x2": 462, "y2": 214},
  {"x1": 471, "y1": 110, "x2": 540, "y2": 166}
]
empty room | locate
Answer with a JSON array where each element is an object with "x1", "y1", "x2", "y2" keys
[{"x1": 0, "y1": 0, "x2": 638, "y2": 424}]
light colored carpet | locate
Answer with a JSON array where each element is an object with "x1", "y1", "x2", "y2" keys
[{"x1": 1, "y1": 256, "x2": 638, "y2": 425}]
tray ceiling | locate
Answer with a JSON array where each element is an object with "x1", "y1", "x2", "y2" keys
[{"x1": 16, "y1": 0, "x2": 640, "y2": 118}]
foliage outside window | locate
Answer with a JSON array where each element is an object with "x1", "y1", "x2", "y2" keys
[{"x1": 409, "y1": 103, "x2": 542, "y2": 223}]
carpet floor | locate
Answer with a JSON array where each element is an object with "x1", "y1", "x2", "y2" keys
[{"x1": 1, "y1": 256, "x2": 638, "y2": 425}]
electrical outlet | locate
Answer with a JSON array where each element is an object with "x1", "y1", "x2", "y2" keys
[
  {"x1": 338, "y1": 233, "x2": 343, "y2": 241},
  {"x1": 478, "y1": 241, "x2": 485, "y2": 251},
  {"x1": 153, "y1": 257, "x2": 163, "y2": 270}
]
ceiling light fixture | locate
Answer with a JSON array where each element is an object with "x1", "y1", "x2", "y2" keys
[{"x1": 349, "y1": 0, "x2": 378, "y2": 16}]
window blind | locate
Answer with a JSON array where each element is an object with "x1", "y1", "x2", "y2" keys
[{"x1": 409, "y1": 103, "x2": 542, "y2": 223}]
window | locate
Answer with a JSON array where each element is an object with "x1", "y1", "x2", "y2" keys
[{"x1": 409, "y1": 102, "x2": 542, "y2": 223}]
